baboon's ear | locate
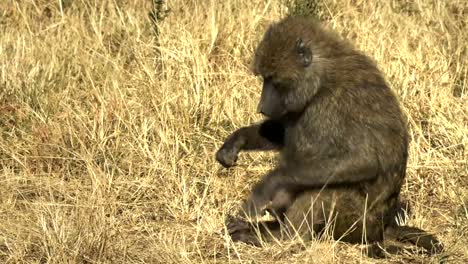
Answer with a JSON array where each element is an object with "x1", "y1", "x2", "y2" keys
[{"x1": 295, "y1": 38, "x2": 312, "y2": 67}]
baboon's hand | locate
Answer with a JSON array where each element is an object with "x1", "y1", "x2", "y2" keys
[
  {"x1": 216, "y1": 145, "x2": 239, "y2": 168},
  {"x1": 225, "y1": 215, "x2": 251, "y2": 234},
  {"x1": 225, "y1": 215, "x2": 261, "y2": 246}
]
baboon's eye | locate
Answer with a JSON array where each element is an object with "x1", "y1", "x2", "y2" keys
[{"x1": 295, "y1": 38, "x2": 312, "y2": 67}]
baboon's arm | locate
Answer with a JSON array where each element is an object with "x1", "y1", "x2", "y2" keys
[
  {"x1": 242, "y1": 155, "x2": 379, "y2": 215},
  {"x1": 286, "y1": 155, "x2": 379, "y2": 187},
  {"x1": 216, "y1": 120, "x2": 284, "y2": 168},
  {"x1": 258, "y1": 153, "x2": 379, "y2": 193}
]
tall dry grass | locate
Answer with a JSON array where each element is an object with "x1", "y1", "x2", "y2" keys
[{"x1": 0, "y1": 0, "x2": 466, "y2": 263}]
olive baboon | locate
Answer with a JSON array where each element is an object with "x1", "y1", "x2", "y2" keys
[{"x1": 216, "y1": 16, "x2": 444, "y2": 257}]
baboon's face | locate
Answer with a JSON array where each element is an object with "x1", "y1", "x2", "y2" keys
[
  {"x1": 256, "y1": 76, "x2": 288, "y2": 118},
  {"x1": 253, "y1": 28, "x2": 312, "y2": 119}
]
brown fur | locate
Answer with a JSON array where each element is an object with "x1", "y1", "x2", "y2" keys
[{"x1": 216, "y1": 16, "x2": 444, "y2": 259}]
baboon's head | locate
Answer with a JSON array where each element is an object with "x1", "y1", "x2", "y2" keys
[{"x1": 253, "y1": 17, "x2": 333, "y2": 119}]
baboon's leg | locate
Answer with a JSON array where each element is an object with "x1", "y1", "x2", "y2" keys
[
  {"x1": 225, "y1": 189, "x2": 334, "y2": 245},
  {"x1": 283, "y1": 189, "x2": 384, "y2": 244},
  {"x1": 228, "y1": 188, "x2": 385, "y2": 246},
  {"x1": 286, "y1": 189, "x2": 393, "y2": 259}
]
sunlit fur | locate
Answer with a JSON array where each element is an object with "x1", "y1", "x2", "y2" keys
[{"x1": 219, "y1": 16, "x2": 444, "y2": 257}]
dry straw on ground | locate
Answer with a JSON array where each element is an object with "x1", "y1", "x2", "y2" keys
[{"x1": 0, "y1": 0, "x2": 466, "y2": 263}]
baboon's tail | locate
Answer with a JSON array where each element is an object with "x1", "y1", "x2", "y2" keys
[
  {"x1": 385, "y1": 200, "x2": 444, "y2": 255},
  {"x1": 385, "y1": 225, "x2": 444, "y2": 255}
]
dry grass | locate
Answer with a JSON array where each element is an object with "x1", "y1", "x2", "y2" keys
[{"x1": 0, "y1": 0, "x2": 466, "y2": 263}]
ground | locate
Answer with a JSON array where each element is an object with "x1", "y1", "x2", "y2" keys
[{"x1": 0, "y1": 0, "x2": 466, "y2": 263}]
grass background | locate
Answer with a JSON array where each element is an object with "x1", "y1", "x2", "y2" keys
[{"x1": 0, "y1": 0, "x2": 466, "y2": 263}]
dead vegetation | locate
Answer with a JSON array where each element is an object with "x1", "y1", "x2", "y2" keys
[{"x1": 0, "y1": 0, "x2": 466, "y2": 263}]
